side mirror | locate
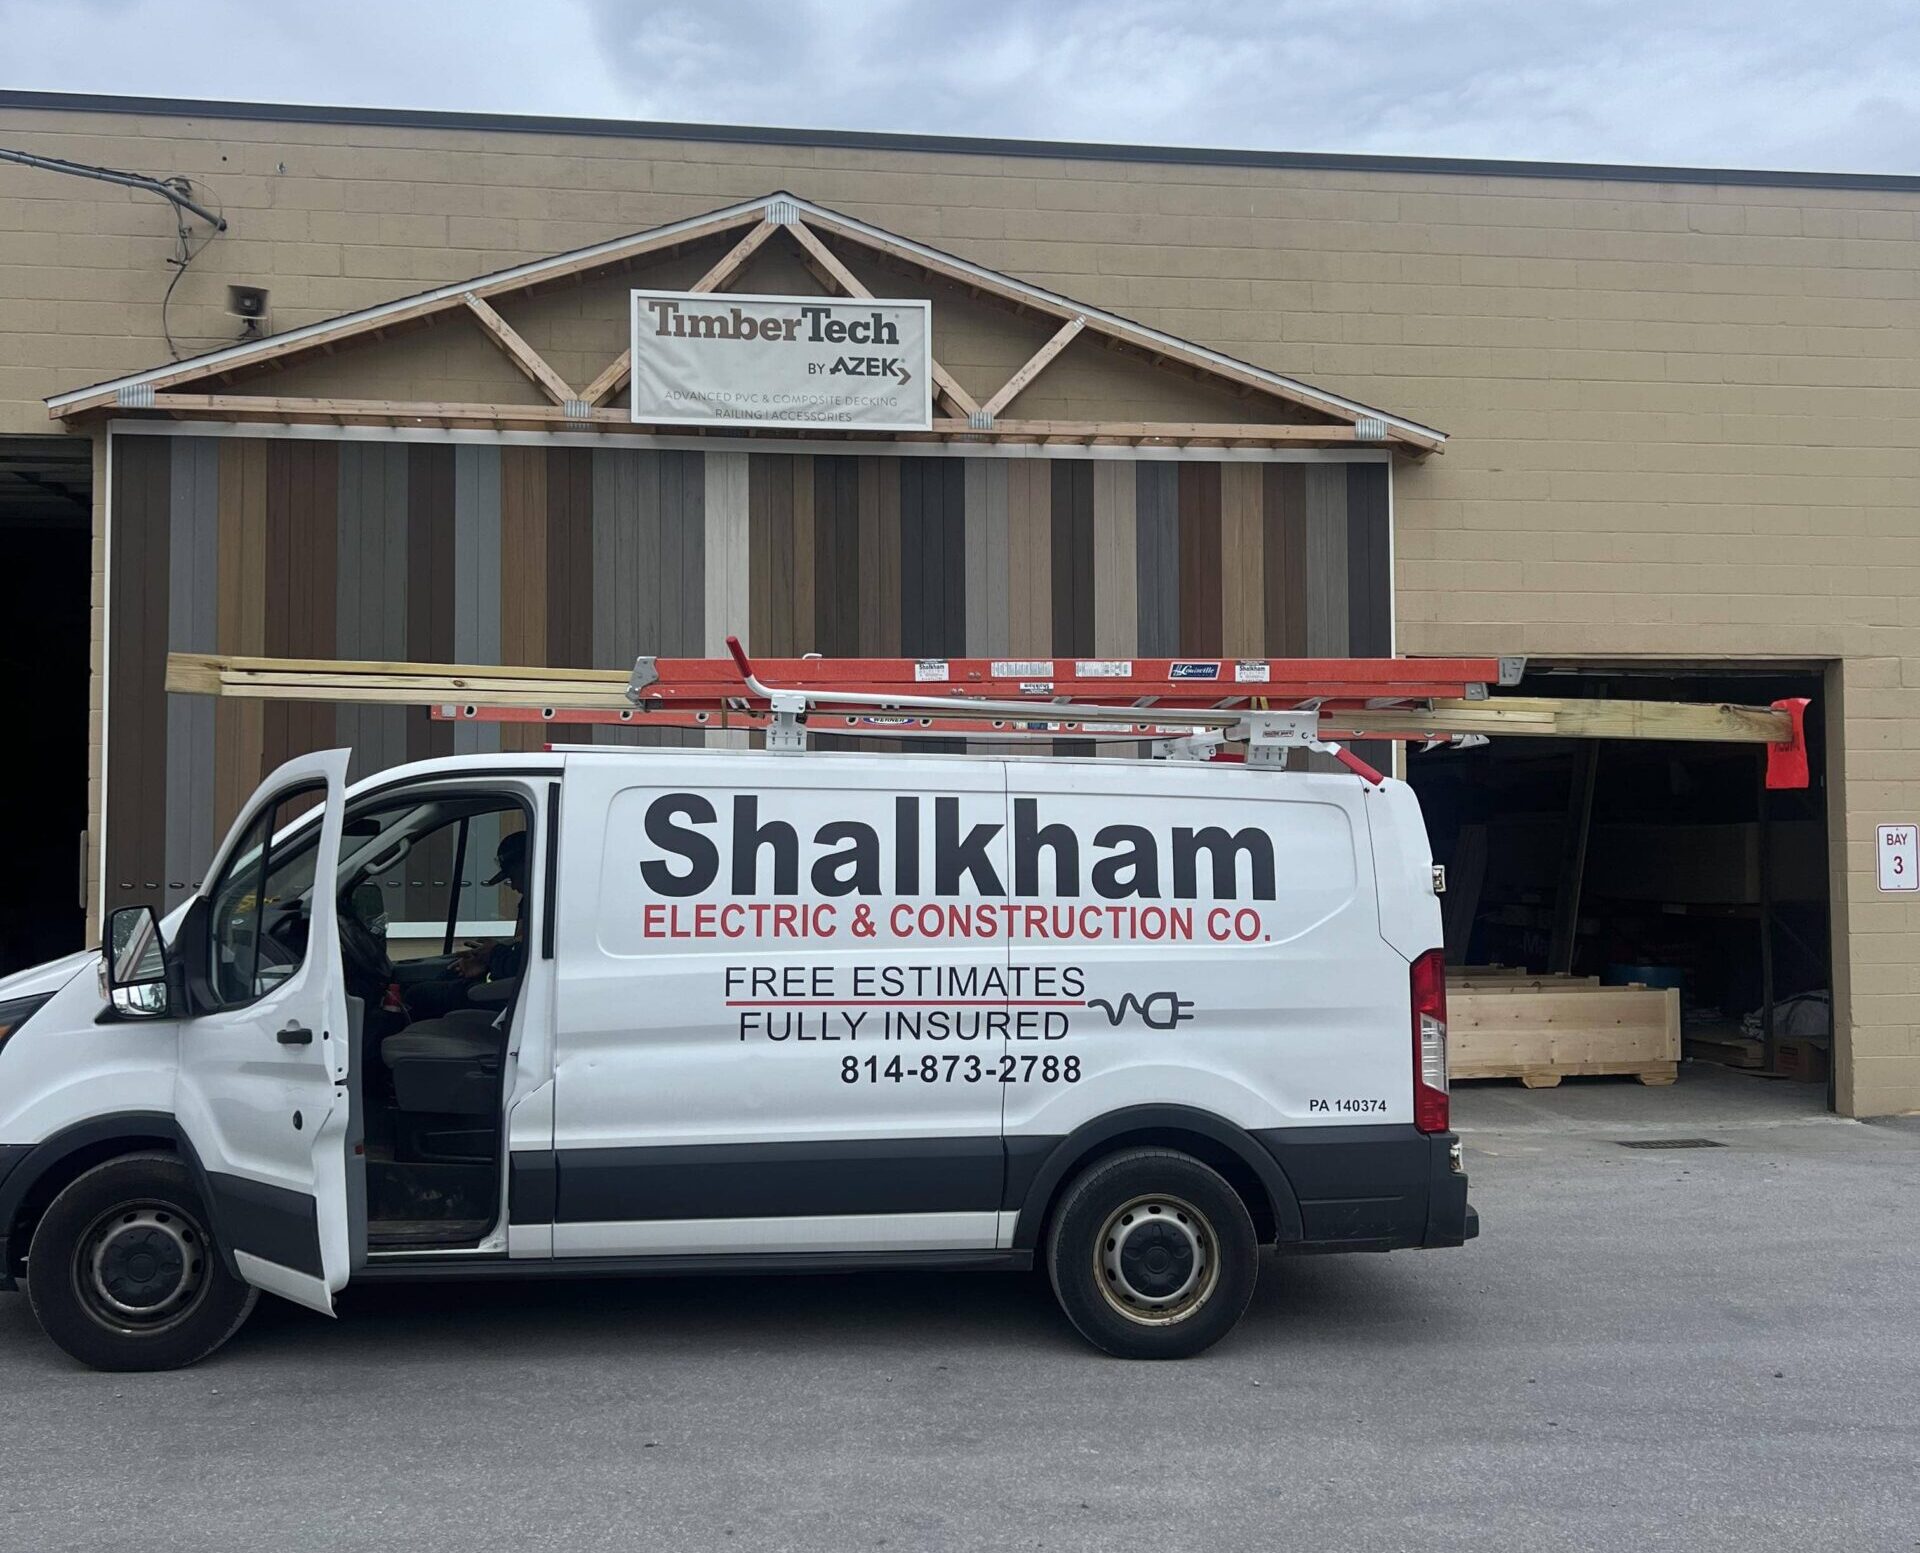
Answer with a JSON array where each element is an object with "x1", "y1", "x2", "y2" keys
[{"x1": 104, "y1": 904, "x2": 171, "y2": 1018}]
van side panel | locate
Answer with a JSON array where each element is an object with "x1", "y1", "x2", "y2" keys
[
  {"x1": 536, "y1": 749, "x2": 1456, "y2": 1266},
  {"x1": 546, "y1": 753, "x2": 1011, "y2": 1257},
  {"x1": 0, "y1": 964, "x2": 182, "y2": 1154},
  {"x1": 1362, "y1": 779, "x2": 1445, "y2": 961},
  {"x1": 1000, "y1": 765, "x2": 1414, "y2": 1166}
]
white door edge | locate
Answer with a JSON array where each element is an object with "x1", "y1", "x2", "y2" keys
[{"x1": 234, "y1": 1250, "x2": 336, "y2": 1316}]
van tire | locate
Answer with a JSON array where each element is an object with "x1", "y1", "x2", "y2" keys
[
  {"x1": 25, "y1": 1152, "x2": 258, "y2": 1372},
  {"x1": 1045, "y1": 1147, "x2": 1257, "y2": 1360}
]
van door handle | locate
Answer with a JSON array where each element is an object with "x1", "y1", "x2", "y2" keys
[{"x1": 277, "y1": 1023, "x2": 314, "y2": 1046}]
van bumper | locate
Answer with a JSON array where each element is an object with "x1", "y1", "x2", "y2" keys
[
  {"x1": 1424, "y1": 1135, "x2": 1478, "y2": 1248},
  {"x1": 1253, "y1": 1124, "x2": 1478, "y2": 1253}
]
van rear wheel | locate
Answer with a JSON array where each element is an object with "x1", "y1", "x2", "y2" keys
[
  {"x1": 1045, "y1": 1148, "x2": 1257, "y2": 1359},
  {"x1": 25, "y1": 1153, "x2": 258, "y2": 1372}
]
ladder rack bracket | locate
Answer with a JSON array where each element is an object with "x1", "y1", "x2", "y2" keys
[
  {"x1": 1153, "y1": 731, "x2": 1229, "y2": 763},
  {"x1": 627, "y1": 656, "x2": 660, "y2": 701},
  {"x1": 1239, "y1": 710, "x2": 1322, "y2": 768},
  {"x1": 766, "y1": 692, "x2": 809, "y2": 753}
]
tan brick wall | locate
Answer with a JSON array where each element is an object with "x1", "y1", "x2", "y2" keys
[{"x1": 5, "y1": 104, "x2": 1916, "y2": 1113}]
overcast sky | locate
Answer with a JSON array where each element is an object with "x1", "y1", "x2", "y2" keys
[{"x1": 5, "y1": 0, "x2": 1920, "y2": 174}]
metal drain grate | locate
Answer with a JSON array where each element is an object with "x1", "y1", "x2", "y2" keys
[{"x1": 1617, "y1": 1138, "x2": 1725, "y2": 1150}]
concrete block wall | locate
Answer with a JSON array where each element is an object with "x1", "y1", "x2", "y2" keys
[{"x1": 2, "y1": 99, "x2": 1916, "y2": 1112}]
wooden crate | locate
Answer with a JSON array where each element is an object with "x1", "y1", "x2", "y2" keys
[
  {"x1": 1449, "y1": 973, "x2": 1601, "y2": 994},
  {"x1": 1450, "y1": 984, "x2": 1681, "y2": 1088}
]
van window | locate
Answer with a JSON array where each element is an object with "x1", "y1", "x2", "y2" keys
[
  {"x1": 336, "y1": 798, "x2": 525, "y2": 961},
  {"x1": 207, "y1": 784, "x2": 325, "y2": 1007}
]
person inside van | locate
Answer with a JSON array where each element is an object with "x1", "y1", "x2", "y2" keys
[
  {"x1": 405, "y1": 829, "x2": 528, "y2": 1018},
  {"x1": 453, "y1": 828, "x2": 529, "y2": 984}
]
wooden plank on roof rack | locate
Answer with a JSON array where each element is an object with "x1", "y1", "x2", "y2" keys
[
  {"x1": 163, "y1": 651, "x2": 1800, "y2": 764},
  {"x1": 166, "y1": 648, "x2": 1509, "y2": 717},
  {"x1": 1333, "y1": 696, "x2": 1793, "y2": 745}
]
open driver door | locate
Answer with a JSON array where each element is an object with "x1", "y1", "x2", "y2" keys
[{"x1": 170, "y1": 749, "x2": 358, "y2": 1315}]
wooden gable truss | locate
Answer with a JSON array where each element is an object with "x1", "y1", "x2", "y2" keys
[{"x1": 49, "y1": 192, "x2": 1445, "y2": 453}]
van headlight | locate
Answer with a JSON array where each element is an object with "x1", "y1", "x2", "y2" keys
[{"x1": 0, "y1": 992, "x2": 52, "y2": 1055}]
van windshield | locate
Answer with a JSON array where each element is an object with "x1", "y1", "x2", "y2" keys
[
  {"x1": 206, "y1": 796, "x2": 481, "y2": 1003},
  {"x1": 206, "y1": 788, "x2": 327, "y2": 1004}
]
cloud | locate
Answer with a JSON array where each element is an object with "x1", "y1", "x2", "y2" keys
[{"x1": 4, "y1": 0, "x2": 1920, "y2": 173}]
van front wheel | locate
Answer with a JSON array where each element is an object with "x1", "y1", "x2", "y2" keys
[
  {"x1": 1045, "y1": 1147, "x2": 1257, "y2": 1359},
  {"x1": 25, "y1": 1153, "x2": 258, "y2": 1372}
]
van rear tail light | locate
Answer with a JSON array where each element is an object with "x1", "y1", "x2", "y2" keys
[{"x1": 1410, "y1": 948, "x2": 1449, "y2": 1134}]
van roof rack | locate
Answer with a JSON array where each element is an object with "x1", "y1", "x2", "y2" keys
[
  {"x1": 589, "y1": 636, "x2": 1530, "y2": 781},
  {"x1": 164, "y1": 644, "x2": 1811, "y2": 787}
]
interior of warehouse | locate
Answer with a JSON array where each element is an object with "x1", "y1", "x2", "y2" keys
[
  {"x1": 1409, "y1": 664, "x2": 1834, "y2": 1104},
  {"x1": 0, "y1": 437, "x2": 89, "y2": 972}
]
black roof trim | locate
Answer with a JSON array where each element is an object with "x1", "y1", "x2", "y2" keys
[{"x1": 4, "y1": 89, "x2": 1918, "y2": 194}]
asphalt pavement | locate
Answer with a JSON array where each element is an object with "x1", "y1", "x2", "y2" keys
[{"x1": 3, "y1": 1065, "x2": 1916, "y2": 1553}]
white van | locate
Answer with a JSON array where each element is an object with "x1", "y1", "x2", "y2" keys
[{"x1": 0, "y1": 745, "x2": 1474, "y2": 1370}]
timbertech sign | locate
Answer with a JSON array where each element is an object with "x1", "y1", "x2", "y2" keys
[{"x1": 628, "y1": 289, "x2": 933, "y2": 431}]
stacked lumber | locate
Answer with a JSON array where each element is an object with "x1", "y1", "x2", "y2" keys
[
  {"x1": 1683, "y1": 1029, "x2": 1767, "y2": 1070},
  {"x1": 1446, "y1": 969, "x2": 1680, "y2": 1088}
]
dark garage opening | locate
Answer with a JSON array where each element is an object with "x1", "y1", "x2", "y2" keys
[
  {"x1": 1409, "y1": 664, "x2": 1834, "y2": 1106},
  {"x1": 0, "y1": 436, "x2": 91, "y2": 974}
]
